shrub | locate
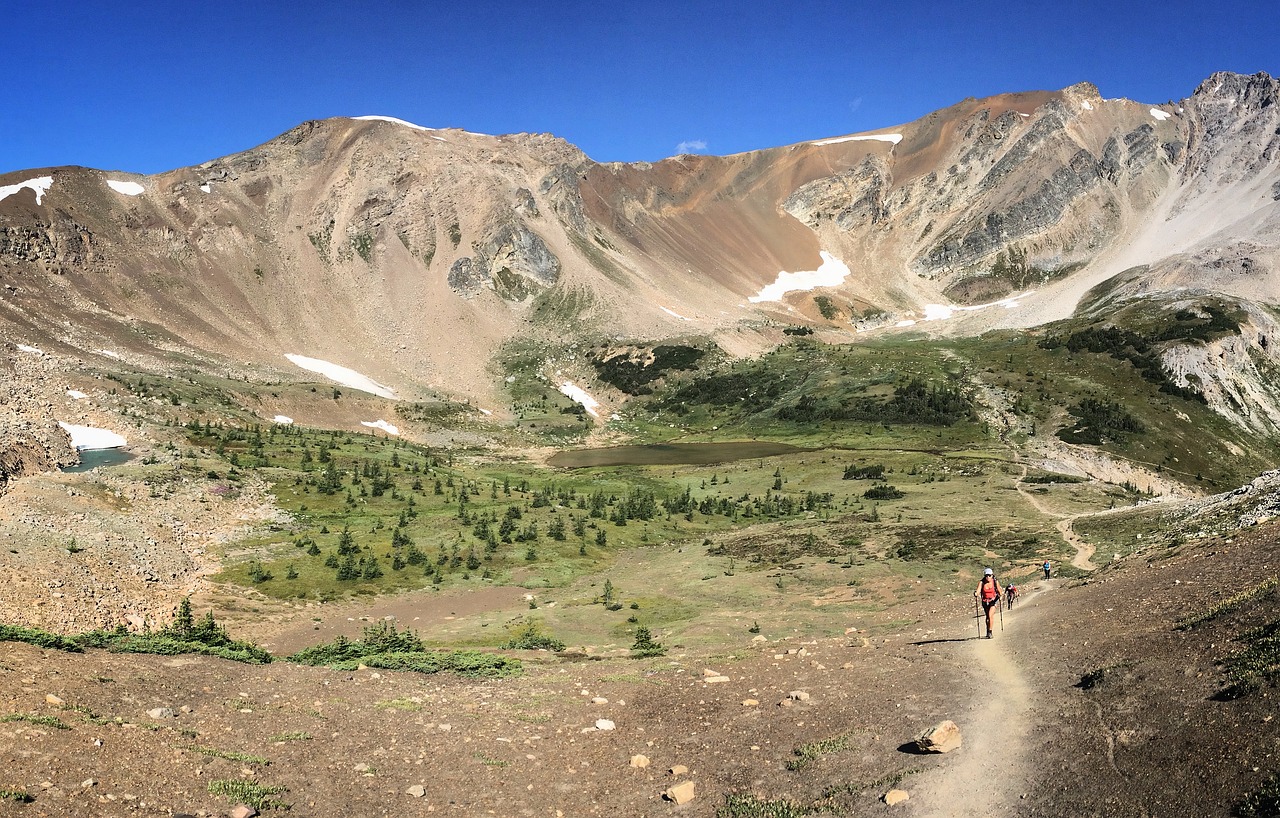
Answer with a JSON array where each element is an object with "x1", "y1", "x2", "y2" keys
[
  {"x1": 207, "y1": 779, "x2": 289, "y2": 811},
  {"x1": 288, "y1": 621, "x2": 521, "y2": 678},
  {"x1": 631, "y1": 626, "x2": 666, "y2": 658},
  {"x1": 503, "y1": 621, "x2": 566, "y2": 652},
  {"x1": 863, "y1": 484, "x2": 904, "y2": 500}
]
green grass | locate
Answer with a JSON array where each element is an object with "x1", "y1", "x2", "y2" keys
[
  {"x1": 268, "y1": 731, "x2": 312, "y2": 742},
  {"x1": 62, "y1": 291, "x2": 1280, "y2": 661},
  {"x1": 183, "y1": 745, "x2": 271, "y2": 765},
  {"x1": 717, "y1": 793, "x2": 826, "y2": 817},
  {"x1": 1, "y1": 713, "x2": 70, "y2": 730},
  {"x1": 786, "y1": 732, "x2": 858, "y2": 771},
  {"x1": 207, "y1": 779, "x2": 289, "y2": 811},
  {"x1": 288, "y1": 622, "x2": 521, "y2": 678},
  {"x1": 1176, "y1": 577, "x2": 1279, "y2": 630},
  {"x1": 0, "y1": 605, "x2": 270, "y2": 665}
]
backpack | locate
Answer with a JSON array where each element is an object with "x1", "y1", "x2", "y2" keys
[{"x1": 981, "y1": 576, "x2": 999, "y2": 601}]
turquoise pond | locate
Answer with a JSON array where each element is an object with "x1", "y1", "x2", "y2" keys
[{"x1": 60, "y1": 448, "x2": 135, "y2": 473}]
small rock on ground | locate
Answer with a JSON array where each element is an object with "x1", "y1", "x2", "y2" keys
[
  {"x1": 884, "y1": 789, "x2": 910, "y2": 805},
  {"x1": 664, "y1": 781, "x2": 696, "y2": 804}
]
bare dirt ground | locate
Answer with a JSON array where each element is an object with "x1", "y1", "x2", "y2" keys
[{"x1": 2, "y1": 517, "x2": 1276, "y2": 817}]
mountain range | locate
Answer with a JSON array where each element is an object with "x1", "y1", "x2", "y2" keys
[{"x1": 2, "y1": 71, "x2": 1277, "y2": 427}]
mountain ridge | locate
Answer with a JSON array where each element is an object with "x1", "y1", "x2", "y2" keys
[{"x1": 0, "y1": 72, "x2": 1277, "y2": 421}]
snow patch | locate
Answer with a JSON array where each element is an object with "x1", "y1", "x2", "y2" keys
[
  {"x1": 285, "y1": 354, "x2": 398, "y2": 400},
  {"x1": 749, "y1": 251, "x2": 852, "y2": 303},
  {"x1": 1149, "y1": 108, "x2": 1171, "y2": 121},
  {"x1": 897, "y1": 292, "x2": 1035, "y2": 326},
  {"x1": 106, "y1": 179, "x2": 144, "y2": 196},
  {"x1": 273, "y1": 415, "x2": 293, "y2": 425},
  {"x1": 1080, "y1": 100, "x2": 1094, "y2": 111},
  {"x1": 478, "y1": 408, "x2": 493, "y2": 416},
  {"x1": 660, "y1": 306, "x2": 690, "y2": 320},
  {"x1": 58, "y1": 422, "x2": 127, "y2": 450},
  {"x1": 66, "y1": 390, "x2": 88, "y2": 400},
  {"x1": 811, "y1": 133, "x2": 903, "y2": 146},
  {"x1": 352, "y1": 115, "x2": 433, "y2": 131},
  {"x1": 0, "y1": 176, "x2": 53, "y2": 206},
  {"x1": 199, "y1": 183, "x2": 211, "y2": 193},
  {"x1": 96, "y1": 349, "x2": 121, "y2": 359},
  {"x1": 559, "y1": 382, "x2": 600, "y2": 417},
  {"x1": 361, "y1": 419, "x2": 400, "y2": 435},
  {"x1": 16, "y1": 344, "x2": 42, "y2": 355}
]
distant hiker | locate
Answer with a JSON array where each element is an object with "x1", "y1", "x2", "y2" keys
[
  {"x1": 974, "y1": 568, "x2": 1001, "y2": 638},
  {"x1": 1005, "y1": 583, "x2": 1018, "y2": 609},
  {"x1": 1043, "y1": 560, "x2": 1052, "y2": 580}
]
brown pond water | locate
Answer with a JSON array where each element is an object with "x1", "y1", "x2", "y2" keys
[{"x1": 547, "y1": 441, "x2": 806, "y2": 468}]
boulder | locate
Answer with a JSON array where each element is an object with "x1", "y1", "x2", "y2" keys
[
  {"x1": 629, "y1": 754, "x2": 650, "y2": 768},
  {"x1": 884, "y1": 789, "x2": 910, "y2": 805},
  {"x1": 916, "y1": 720, "x2": 962, "y2": 753},
  {"x1": 664, "y1": 781, "x2": 696, "y2": 804}
]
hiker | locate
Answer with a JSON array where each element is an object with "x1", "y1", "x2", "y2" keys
[
  {"x1": 1043, "y1": 560, "x2": 1051, "y2": 580},
  {"x1": 1005, "y1": 583, "x2": 1018, "y2": 609},
  {"x1": 974, "y1": 568, "x2": 1001, "y2": 638}
]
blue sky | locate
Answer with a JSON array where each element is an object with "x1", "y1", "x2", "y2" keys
[{"x1": 4, "y1": 0, "x2": 1277, "y2": 175}]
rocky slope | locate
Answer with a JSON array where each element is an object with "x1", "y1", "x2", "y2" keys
[{"x1": 0, "y1": 73, "x2": 1276, "y2": 412}]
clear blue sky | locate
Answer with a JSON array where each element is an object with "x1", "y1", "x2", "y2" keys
[{"x1": 4, "y1": 0, "x2": 1277, "y2": 175}]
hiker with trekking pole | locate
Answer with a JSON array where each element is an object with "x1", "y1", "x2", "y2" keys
[{"x1": 974, "y1": 568, "x2": 1002, "y2": 638}]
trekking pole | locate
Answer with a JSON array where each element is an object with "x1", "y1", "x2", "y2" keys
[
  {"x1": 974, "y1": 597, "x2": 981, "y2": 639},
  {"x1": 999, "y1": 596, "x2": 1005, "y2": 632}
]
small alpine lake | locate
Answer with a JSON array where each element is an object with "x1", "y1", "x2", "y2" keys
[{"x1": 60, "y1": 448, "x2": 135, "y2": 473}]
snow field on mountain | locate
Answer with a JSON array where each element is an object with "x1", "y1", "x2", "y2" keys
[
  {"x1": 106, "y1": 180, "x2": 144, "y2": 196},
  {"x1": 890, "y1": 293, "x2": 1033, "y2": 328},
  {"x1": 811, "y1": 133, "x2": 903, "y2": 146},
  {"x1": 361, "y1": 420, "x2": 399, "y2": 435},
  {"x1": 284, "y1": 354, "x2": 398, "y2": 399},
  {"x1": 749, "y1": 251, "x2": 852, "y2": 302},
  {"x1": 58, "y1": 422, "x2": 127, "y2": 450},
  {"x1": 0, "y1": 176, "x2": 53, "y2": 205},
  {"x1": 352, "y1": 115, "x2": 433, "y2": 131},
  {"x1": 558, "y1": 382, "x2": 600, "y2": 416}
]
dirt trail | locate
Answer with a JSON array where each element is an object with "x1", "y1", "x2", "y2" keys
[
  {"x1": 1014, "y1": 465, "x2": 1099, "y2": 571},
  {"x1": 907, "y1": 590, "x2": 1040, "y2": 817}
]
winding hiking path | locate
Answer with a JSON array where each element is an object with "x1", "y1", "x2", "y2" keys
[
  {"x1": 907, "y1": 590, "x2": 1041, "y2": 817},
  {"x1": 1015, "y1": 465, "x2": 1099, "y2": 570}
]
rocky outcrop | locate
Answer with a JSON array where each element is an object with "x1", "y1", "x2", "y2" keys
[
  {"x1": 447, "y1": 218, "x2": 560, "y2": 300},
  {"x1": 1181, "y1": 72, "x2": 1280, "y2": 186},
  {"x1": 0, "y1": 219, "x2": 97, "y2": 268},
  {"x1": 1160, "y1": 303, "x2": 1280, "y2": 434},
  {"x1": 783, "y1": 155, "x2": 892, "y2": 229},
  {"x1": 0, "y1": 420, "x2": 75, "y2": 489}
]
